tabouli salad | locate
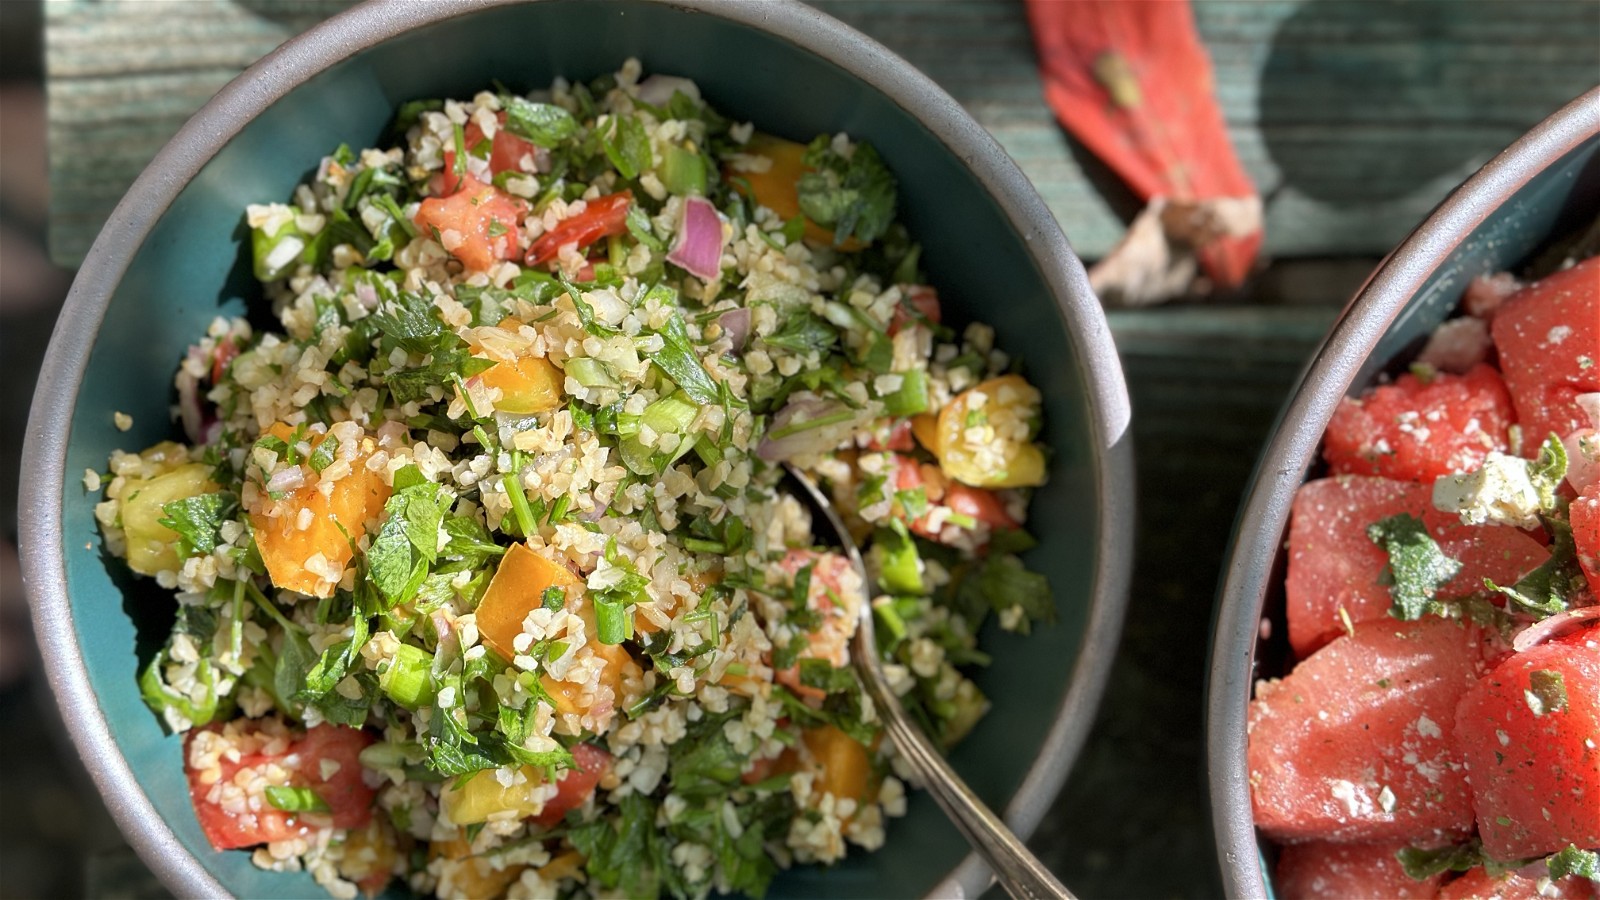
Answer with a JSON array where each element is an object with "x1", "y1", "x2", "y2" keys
[
  {"x1": 91, "y1": 62, "x2": 1059, "y2": 899},
  {"x1": 1247, "y1": 247, "x2": 1600, "y2": 898}
]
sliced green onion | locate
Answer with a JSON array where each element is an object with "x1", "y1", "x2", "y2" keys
[
  {"x1": 594, "y1": 596, "x2": 631, "y2": 645},
  {"x1": 768, "y1": 409, "x2": 856, "y2": 441},
  {"x1": 541, "y1": 586, "x2": 566, "y2": 611},
  {"x1": 874, "y1": 520, "x2": 923, "y2": 594},
  {"x1": 251, "y1": 213, "x2": 312, "y2": 282},
  {"x1": 642, "y1": 393, "x2": 699, "y2": 433},
  {"x1": 682, "y1": 537, "x2": 727, "y2": 554},
  {"x1": 503, "y1": 468, "x2": 536, "y2": 538},
  {"x1": 882, "y1": 369, "x2": 929, "y2": 417},
  {"x1": 378, "y1": 643, "x2": 435, "y2": 710},
  {"x1": 264, "y1": 785, "x2": 331, "y2": 814},
  {"x1": 564, "y1": 357, "x2": 619, "y2": 389},
  {"x1": 945, "y1": 512, "x2": 978, "y2": 530},
  {"x1": 660, "y1": 143, "x2": 707, "y2": 196}
]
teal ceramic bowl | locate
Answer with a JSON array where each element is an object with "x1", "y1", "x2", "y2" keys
[
  {"x1": 1207, "y1": 86, "x2": 1600, "y2": 898},
  {"x1": 21, "y1": 1, "x2": 1134, "y2": 897}
]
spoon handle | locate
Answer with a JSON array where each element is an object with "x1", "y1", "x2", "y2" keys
[
  {"x1": 781, "y1": 464, "x2": 1073, "y2": 900},
  {"x1": 854, "y1": 629, "x2": 1076, "y2": 900}
]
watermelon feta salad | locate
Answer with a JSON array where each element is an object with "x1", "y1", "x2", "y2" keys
[{"x1": 1248, "y1": 253, "x2": 1600, "y2": 899}]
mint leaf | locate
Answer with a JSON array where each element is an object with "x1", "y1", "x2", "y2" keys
[
  {"x1": 1486, "y1": 516, "x2": 1586, "y2": 619},
  {"x1": 1395, "y1": 842, "x2": 1484, "y2": 881},
  {"x1": 500, "y1": 95, "x2": 578, "y2": 148},
  {"x1": 1548, "y1": 844, "x2": 1600, "y2": 880},
  {"x1": 1367, "y1": 513, "x2": 1462, "y2": 621},
  {"x1": 1527, "y1": 433, "x2": 1569, "y2": 511}
]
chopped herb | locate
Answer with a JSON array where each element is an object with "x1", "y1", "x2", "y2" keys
[
  {"x1": 1525, "y1": 669, "x2": 1568, "y2": 715},
  {"x1": 500, "y1": 95, "x2": 579, "y2": 147},
  {"x1": 1395, "y1": 841, "x2": 1483, "y2": 881},
  {"x1": 650, "y1": 311, "x2": 720, "y2": 405},
  {"x1": 158, "y1": 492, "x2": 238, "y2": 559},
  {"x1": 1367, "y1": 513, "x2": 1461, "y2": 621},
  {"x1": 1548, "y1": 844, "x2": 1599, "y2": 881},
  {"x1": 1486, "y1": 516, "x2": 1587, "y2": 618},
  {"x1": 797, "y1": 135, "x2": 898, "y2": 246},
  {"x1": 600, "y1": 113, "x2": 652, "y2": 181},
  {"x1": 264, "y1": 786, "x2": 331, "y2": 814},
  {"x1": 763, "y1": 312, "x2": 838, "y2": 356}
]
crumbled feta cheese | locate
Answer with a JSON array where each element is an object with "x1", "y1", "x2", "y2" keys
[{"x1": 1432, "y1": 452, "x2": 1543, "y2": 528}]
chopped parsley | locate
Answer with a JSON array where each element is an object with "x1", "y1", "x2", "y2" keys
[{"x1": 797, "y1": 135, "x2": 898, "y2": 246}]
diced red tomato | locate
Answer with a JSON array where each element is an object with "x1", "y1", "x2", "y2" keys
[
  {"x1": 1323, "y1": 363, "x2": 1515, "y2": 482},
  {"x1": 865, "y1": 418, "x2": 916, "y2": 452},
  {"x1": 886, "y1": 453, "x2": 1015, "y2": 536},
  {"x1": 1273, "y1": 840, "x2": 1444, "y2": 900},
  {"x1": 1571, "y1": 483, "x2": 1600, "y2": 599},
  {"x1": 211, "y1": 337, "x2": 238, "y2": 384},
  {"x1": 1490, "y1": 256, "x2": 1600, "y2": 445},
  {"x1": 1285, "y1": 476, "x2": 1550, "y2": 657},
  {"x1": 1437, "y1": 865, "x2": 1599, "y2": 899},
  {"x1": 944, "y1": 483, "x2": 1018, "y2": 531},
  {"x1": 1247, "y1": 617, "x2": 1485, "y2": 844},
  {"x1": 185, "y1": 721, "x2": 376, "y2": 851},
  {"x1": 740, "y1": 747, "x2": 799, "y2": 785},
  {"x1": 530, "y1": 743, "x2": 610, "y2": 829},
  {"x1": 889, "y1": 284, "x2": 942, "y2": 336},
  {"x1": 1452, "y1": 640, "x2": 1600, "y2": 860},
  {"x1": 525, "y1": 191, "x2": 632, "y2": 267},
  {"x1": 436, "y1": 113, "x2": 538, "y2": 195},
  {"x1": 413, "y1": 176, "x2": 528, "y2": 272}
]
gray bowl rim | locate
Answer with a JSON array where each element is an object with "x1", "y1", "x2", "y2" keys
[
  {"x1": 20, "y1": 0, "x2": 1135, "y2": 897},
  {"x1": 1206, "y1": 84, "x2": 1600, "y2": 900}
]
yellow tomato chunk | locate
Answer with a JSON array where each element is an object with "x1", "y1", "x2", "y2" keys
[
  {"x1": 934, "y1": 374, "x2": 1047, "y2": 488},
  {"x1": 480, "y1": 354, "x2": 563, "y2": 415},
  {"x1": 429, "y1": 836, "x2": 525, "y2": 899},
  {"x1": 441, "y1": 766, "x2": 546, "y2": 825},
  {"x1": 476, "y1": 544, "x2": 641, "y2": 717},
  {"x1": 248, "y1": 424, "x2": 390, "y2": 598},
  {"x1": 120, "y1": 462, "x2": 220, "y2": 575},
  {"x1": 802, "y1": 724, "x2": 874, "y2": 810}
]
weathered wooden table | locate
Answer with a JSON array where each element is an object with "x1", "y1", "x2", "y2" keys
[{"x1": 40, "y1": 0, "x2": 1600, "y2": 896}]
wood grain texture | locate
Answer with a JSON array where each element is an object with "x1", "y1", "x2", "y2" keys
[{"x1": 45, "y1": 0, "x2": 1598, "y2": 266}]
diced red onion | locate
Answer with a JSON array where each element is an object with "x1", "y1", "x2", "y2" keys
[
  {"x1": 667, "y1": 196, "x2": 726, "y2": 282},
  {"x1": 177, "y1": 368, "x2": 205, "y2": 445},
  {"x1": 758, "y1": 396, "x2": 853, "y2": 462},
  {"x1": 717, "y1": 307, "x2": 752, "y2": 352},
  {"x1": 636, "y1": 74, "x2": 701, "y2": 108},
  {"x1": 353, "y1": 279, "x2": 380, "y2": 311},
  {"x1": 266, "y1": 466, "x2": 306, "y2": 494},
  {"x1": 582, "y1": 498, "x2": 611, "y2": 523},
  {"x1": 376, "y1": 419, "x2": 409, "y2": 449},
  {"x1": 1511, "y1": 606, "x2": 1600, "y2": 652}
]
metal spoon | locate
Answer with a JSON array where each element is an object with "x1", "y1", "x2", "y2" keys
[{"x1": 783, "y1": 464, "x2": 1075, "y2": 900}]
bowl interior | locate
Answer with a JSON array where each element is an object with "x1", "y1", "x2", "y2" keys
[
  {"x1": 47, "y1": 2, "x2": 1123, "y2": 897},
  {"x1": 1210, "y1": 115, "x2": 1600, "y2": 897}
]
